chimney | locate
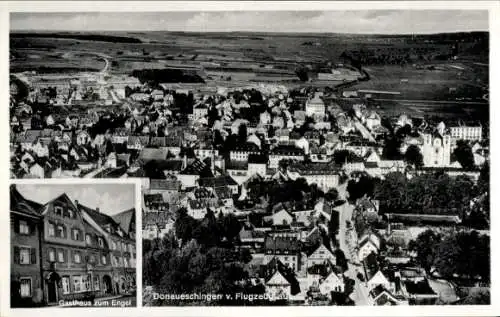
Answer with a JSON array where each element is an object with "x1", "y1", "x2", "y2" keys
[
  {"x1": 75, "y1": 200, "x2": 79, "y2": 207},
  {"x1": 96, "y1": 207, "x2": 100, "y2": 213}
]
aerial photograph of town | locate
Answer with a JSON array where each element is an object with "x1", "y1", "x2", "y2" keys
[{"x1": 9, "y1": 9, "x2": 490, "y2": 307}]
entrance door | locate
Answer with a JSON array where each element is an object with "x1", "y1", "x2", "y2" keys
[
  {"x1": 102, "y1": 275, "x2": 112, "y2": 294},
  {"x1": 47, "y1": 281, "x2": 57, "y2": 303}
]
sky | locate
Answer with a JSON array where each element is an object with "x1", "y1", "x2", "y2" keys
[
  {"x1": 10, "y1": 11, "x2": 489, "y2": 34},
  {"x1": 16, "y1": 184, "x2": 135, "y2": 215}
]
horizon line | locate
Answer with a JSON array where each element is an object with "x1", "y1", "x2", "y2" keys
[{"x1": 10, "y1": 29, "x2": 489, "y2": 35}]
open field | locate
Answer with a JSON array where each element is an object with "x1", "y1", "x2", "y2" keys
[{"x1": 352, "y1": 64, "x2": 487, "y2": 101}]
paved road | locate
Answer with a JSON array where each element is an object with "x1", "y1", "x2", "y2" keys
[
  {"x1": 353, "y1": 117, "x2": 376, "y2": 143},
  {"x1": 334, "y1": 181, "x2": 371, "y2": 305}
]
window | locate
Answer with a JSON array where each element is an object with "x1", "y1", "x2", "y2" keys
[
  {"x1": 73, "y1": 276, "x2": 82, "y2": 293},
  {"x1": 85, "y1": 234, "x2": 92, "y2": 245},
  {"x1": 54, "y1": 206, "x2": 63, "y2": 216},
  {"x1": 20, "y1": 278, "x2": 32, "y2": 297},
  {"x1": 58, "y1": 250, "x2": 65, "y2": 263},
  {"x1": 56, "y1": 225, "x2": 66, "y2": 238},
  {"x1": 63, "y1": 209, "x2": 73, "y2": 218},
  {"x1": 73, "y1": 252, "x2": 81, "y2": 263},
  {"x1": 19, "y1": 220, "x2": 30, "y2": 234},
  {"x1": 48, "y1": 223, "x2": 55, "y2": 237},
  {"x1": 89, "y1": 255, "x2": 96, "y2": 264},
  {"x1": 101, "y1": 255, "x2": 107, "y2": 265},
  {"x1": 83, "y1": 274, "x2": 91, "y2": 291},
  {"x1": 72, "y1": 229, "x2": 81, "y2": 241},
  {"x1": 19, "y1": 247, "x2": 31, "y2": 265},
  {"x1": 111, "y1": 241, "x2": 116, "y2": 250},
  {"x1": 124, "y1": 258, "x2": 128, "y2": 267},
  {"x1": 48, "y1": 249, "x2": 56, "y2": 262},
  {"x1": 62, "y1": 276, "x2": 70, "y2": 294},
  {"x1": 98, "y1": 238, "x2": 104, "y2": 248},
  {"x1": 93, "y1": 276, "x2": 100, "y2": 291}
]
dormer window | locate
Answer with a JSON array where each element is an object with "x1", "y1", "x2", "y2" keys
[
  {"x1": 54, "y1": 206, "x2": 63, "y2": 216},
  {"x1": 98, "y1": 237, "x2": 104, "y2": 248},
  {"x1": 85, "y1": 234, "x2": 92, "y2": 245}
]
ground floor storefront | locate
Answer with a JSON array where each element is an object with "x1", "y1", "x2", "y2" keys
[{"x1": 43, "y1": 269, "x2": 116, "y2": 305}]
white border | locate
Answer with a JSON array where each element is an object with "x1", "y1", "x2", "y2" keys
[{"x1": 1, "y1": 1, "x2": 499, "y2": 316}]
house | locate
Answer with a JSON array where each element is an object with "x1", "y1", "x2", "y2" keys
[
  {"x1": 287, "y1": 162, "x2": 340, "y2": 191},
  {"x1": 127, "y1": 136, "x2": 150, "y2": 151},
  {"x1": 306, "y1": 260, "x2": 345, "y2": 296},
  {"x1": 229, "y1": 143, "x2": 261, "y2": 162},
  {"x1": 269, "y1": 145, "x2": 304, "y2": 169},
  {"x1": 193, "y1": 104, "x2": 208, "y2": 120},
  {"x1": 357, "y1": 232, "x2": 381, "y2": 261},
  {"x1": 266, "y1": 208, "x2": 294, "y2": 226},
  {"x1": 263, "y1": 257, "x2": 301, "y2": 299},
  {"x1": 305, "y1": 92, "x2": 325, "y2": 118},
  {"x1": 76, "y1": 130, "x2": 91, "y2": 146},
  {"x1": 138, "y1": 148, "x2": 169, "y2": 163},
  {"x1": 365, "y1": 111, "x2": 381, "y2": 131},
  {"x1": 357, "y1": 197, "x2": 380, "y2": 215},
  {"x1": 404, "y1": 279, "x2": 439, "y2": 305},
  {"x1": 263, "y1": 236, "x2": 302, "y2": 272},
  {"x1": 306, "y1": 243, "x2": 336, "y2": 268},
  {"x1": 247, "y1": 154, "x2": 267, "y2": 177},
  {"x1": 10, "y1": 185, "x2": 44, "y2": 307},
  {"x1": 369, "y1": 285, "x2": 403, "y2": 306},
  {"x1": 363, "y1": 253, "x2": 391, "y2": 292}
]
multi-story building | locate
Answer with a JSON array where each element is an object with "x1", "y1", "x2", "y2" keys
[
  {"x1": 40, "y1": 194, "x2": 114, "y2": 304},
  {"x1": 305, "y1": 92, "x2": 325, "y2": 118},
  {"x1": 79, "y1": 204, "x2": 136, "y2": 296},
  {"x1": 449, "y1": 124, "x2": 482, "y2": 142},
  {"x1": 420, "y1": 132, "x2": 451, "y2": 167},
  {"x1": 10, "y1": 185, "x2": 44, "y2": 307},
  {"x1": 269, "y1": 145, "x2": 305, "y2": 169},
  {"x1": 286, "y1": 162, "x2": 341, "y2": 191}
]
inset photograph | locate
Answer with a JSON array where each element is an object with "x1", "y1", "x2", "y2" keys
[{"x1": 10, "y1": 181, "x2": 137, "y2": 308}]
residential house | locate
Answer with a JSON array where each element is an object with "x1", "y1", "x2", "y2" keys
[
  {"x1": 263, "y1": 236, "x2": 302, "y2": 272},
  {"x1": 269, "y1": 145, "x2": 304, "y2": 169},
  {"x1": 357, "y1": 232, "x2": 381, "y2": 262},
  {"x1": 10, "y1": 185, "x2": 44, "y2": 307},
  {"x1": 306, "y1": 243, "x2": 336, "y2": 268}
]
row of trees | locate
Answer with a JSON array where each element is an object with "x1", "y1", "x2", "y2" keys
[
  {"x1": 409, "y1": 229, "x2": 490, "y2": 283},
  {"x1": 373, "y1": 171, "x2": 480, "y2": 216},
  {"x1": 143, "y1": 208, "x2": 273, "y2": 306}
]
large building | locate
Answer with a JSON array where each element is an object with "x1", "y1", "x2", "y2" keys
[
  {"x1": 10, "y1": 185, "x2": 136, "y2": 307},
  {"x1": 10, "y1": 185, "x2": 44, "y2": 308},
  {"x1": 78, "y1": 203, "x2": 136, "y2": 296},
  {"x1": 449, "y1": 124, "x2": 482, "y2": 142},
  {"x1": 305, "y1": 92, "x2": 326, "y2": 118},
  {"x1": 420, "y1": 132, "x2": 451, "y2": 167}
]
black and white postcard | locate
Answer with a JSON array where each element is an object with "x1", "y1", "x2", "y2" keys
[{"x1": 2, "y1": 1, "x2": 499, "y2": 317}]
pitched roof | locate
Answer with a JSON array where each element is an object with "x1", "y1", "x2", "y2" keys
[
  {"x1": 10, "y1": 185, "x2": 42, "y2": 217},
  {"x1": 264, "y1": 236, "x2": 301, "y2": 253},
  {"x1": 139, "y1": 147, "x2": 169, "y2": 162},
  {"x1": 112, "y1": 208, "x2": 136, "y2": 235},
  {"x1": 149, "y1": 179, "x2": 181, "y2": 191}
]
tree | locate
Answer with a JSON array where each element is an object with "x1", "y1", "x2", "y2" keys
[
  {"x1": 237, "y1": 123, "x2": 248, "y2": 143},
  {"x1": 347, "y1": 175, "x2": 377, "y2": 201},
  {"x1": 408, "y1": 229, "x2": 442, "y2": 272},
  {"x1": 478, "y1": 161, "x2": 489, "y2": 193},
  {"x1": 452, "y1": 140, "x2": 475, "y2": 169},
  {"x1": 328, "y1": 210, "x2": 340, "y2": 237},
  {"x1": 325, "y1": 188, "x2": 339, "y2": 202},
  {"x1": 334, "y1": 249, "x2": 348, "y2": 272},
  {"x1": 404, "y1": 144, "x2": 423, "y2": 168}
]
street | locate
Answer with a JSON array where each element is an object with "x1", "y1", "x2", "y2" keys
[{"x1": 334, "y1": 181, "x2": 371, "y2": 305}]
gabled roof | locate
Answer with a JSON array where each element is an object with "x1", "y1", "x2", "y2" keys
[
  {"x1": 150, "y1": 179, "x2": 181, "y2": 191},
  {"x1": 112, "y1": 208, "x2": 136, "y2": 235},
  {"x1": 10, "y1": 185, "x2": 42, "y2": 217}
]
